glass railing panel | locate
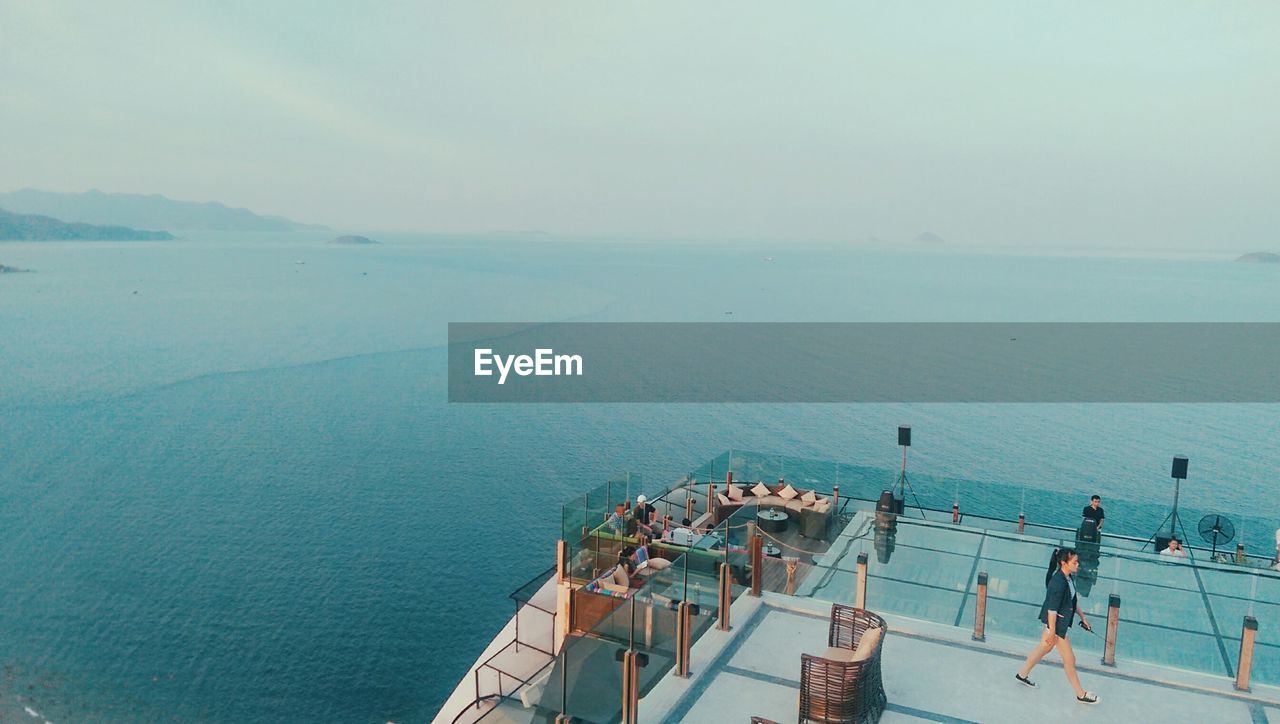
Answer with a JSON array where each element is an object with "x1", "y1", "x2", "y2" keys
[{"x1": 697, "y1": 450, "x2": 1280, "y2": 564}]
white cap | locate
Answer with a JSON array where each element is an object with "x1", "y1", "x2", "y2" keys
[{"x1": 637, "y1": 495, "x2": 647, "y2": 504}]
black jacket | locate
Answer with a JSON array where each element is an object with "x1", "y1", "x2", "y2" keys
[{"x1": 1038, "y1": 570, "x2": 1077, "y2": 637}]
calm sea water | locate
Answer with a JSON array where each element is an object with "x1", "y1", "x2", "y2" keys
[{"x1": 2, "y1": 235, "x2": 1279, "y2": 721}]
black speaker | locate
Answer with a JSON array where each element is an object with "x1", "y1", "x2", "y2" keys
[
  {"x1": 1077, "y1": 517, "x2": 1099, "y2": 543},
  {"x1": 1171, "y1": 455, "x2": 1188, "y2": 480},
  {"x1": 898, "y1": 425, "x2": 911, "y2": 447}
]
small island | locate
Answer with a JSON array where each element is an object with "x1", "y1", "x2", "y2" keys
[
  {"x1": 327, "y1": 235, "x2": 380, "y2": 245},
  {"x1": 913, "y1": 231, "x2": 946, "y2": 244},
  {"x1": 1236, "y1": 252, "x2": 1280, "y2": 264},
  {"x1": 1, "y1": 263, "x2": 31, "y2": 273}
]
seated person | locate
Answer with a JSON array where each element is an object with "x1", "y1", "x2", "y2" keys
[
  {"x1": 1160, "y1": 537, "x2": 1187, "y2": 558},
  {"x1": 607, "y1": 502, "x2": 628, "y2": 535},
  {"x1": 617, "y1": 545, "x2": 641, "y2": 585},
  {"x1": 633, "y1": 495, "x2": 663, "y2": 538}
]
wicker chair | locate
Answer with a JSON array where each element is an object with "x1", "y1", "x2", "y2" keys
[{"x1": 798, "y1": 605, "x2": 887, "y2": 724}]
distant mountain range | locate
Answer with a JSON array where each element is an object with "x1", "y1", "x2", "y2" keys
[
  {"x1": 0, "y1": 189, "x2": 326, "y2": 232},
  {"x1": 0, "y1": 208, "x2": 173, "y2": 241}
]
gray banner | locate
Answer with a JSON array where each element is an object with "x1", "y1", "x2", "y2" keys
[{"x1": 448, "y1": 323, "x2": 1280, "y2": 402}]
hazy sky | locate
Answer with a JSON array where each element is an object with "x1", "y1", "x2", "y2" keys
[{"x1": 1, "y1": 1, "x2": 1276, "y2": 246}]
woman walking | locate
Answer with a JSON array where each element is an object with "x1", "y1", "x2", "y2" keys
[{"x1": 1015, "y1": 547, "x2": 1100, "y2": 704}]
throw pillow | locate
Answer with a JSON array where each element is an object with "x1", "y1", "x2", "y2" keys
[
  {"x1": 717, "y1": 493, "x2": 732, "y2": 507},
  {"x1": 778, "y1": 484, "x2": 799, "y2": 501},
  {"x1": 612, "y1": 565, "x2": 630, "y2": 588},
  {"x1": 751, "y1": 482, "x2": 771, "y2": 498},
  {"x1": 726, "y1": 484, "x2": 744, "y2": 502},
  {"x1": 648, "y1": 558, "x2": 672, "y2": 570},
  {"x1": 801, "y1": 490, "x2": 817, "y2": 505}
]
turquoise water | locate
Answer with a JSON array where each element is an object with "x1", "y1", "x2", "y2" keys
[{"x1": 2, "y1": 236, "x2": 1279, "y2": 721}]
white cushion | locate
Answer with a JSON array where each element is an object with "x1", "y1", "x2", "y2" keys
[
  {"x1": 601, "y1": 580, "x2": 630, "y2": 594},
  {"x1": 759, "y1": 495, "x2": 786, "y2": 508},
  {"x1": 612, "y1": 565, "x2": 630, "y2": 587},
  {"x1": 647, "y1": 557, "x2": 672, "y2": 570},
  {"x1": 726, "y1": 484, "x2": 744, "y2": 502},
  {"x1": 821, "y1": 646, "x2": 857, "y2": 663},
  {"x1": 801, "y1": 490, "x2": 817, "y2": 505},
  {"x1": 778, "y1": 484, "x2": 799, "y2": 501},
  {"x1": 785, "y1": 499, "x2": 804, "y2": 513},
  {"x1": 853, "y1": 627, "x2": 883, "y2": 662},
  {"x1": 717, "y1": 493, "x2": 732, "y2": 506},
  {"x1": 751, "y1": 482, "x2": 771, "y2": 498}
]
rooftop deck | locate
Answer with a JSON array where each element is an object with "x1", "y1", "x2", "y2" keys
[{"x1": 438, "y1": 450, "x2": 1280, "y2": 723}]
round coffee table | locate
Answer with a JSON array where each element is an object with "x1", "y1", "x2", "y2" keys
[
  {"x1": 758, "y1": 508, "x2": 788, "y2": 533},
  {"x1": 763, "y1": 542, "x2": 782, "y2": 558}
]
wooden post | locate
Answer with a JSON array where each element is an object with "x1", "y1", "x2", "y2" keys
[
  {"x1": 718, "y1": 562, "x2": 732, "y2": 631},
  {"x1": 674, "y1": 601, "x2": 693, "y2": 677},
  {"x1": 973, "y1": 571, "x2": 988, "y2": 641},
  {"x1": 1102, "y1": 594, "x2": 1120, "y2": 666},
  {"x1": 685, "y1": 494, "x2": 695, "y2": 522},
  {"x1": 620, "y1": 649, "x2": 639, "y2": 724},
  {"x1": 556, "y1": 539, "x2": 567, "y2": 583},
  {"x1": 855, "y1": 552, "x2": 868, "y2": 609},
  {"x1": 952, "y1": 502, "x2": 959, "y2": 524},
  {"x1": 1017, "y1": 513, "x2": 1025, "y2": 534},
  {"x1": 750, "y1": 533, "x2": 763, "y2": 597},
  {"x1": 726, "y1": 470, "x2": 734, "y2": 486},
  {"x1": 1236, "y1": 543, "x2": 1246, "y2": 564},
  {"x1": 1236, "y1": 616, "x2": 1259, "y2": 691}
]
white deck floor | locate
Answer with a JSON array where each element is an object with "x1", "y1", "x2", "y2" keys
[{"x1": 642, "y1": 592, "x2": 1280, "y2": 723}]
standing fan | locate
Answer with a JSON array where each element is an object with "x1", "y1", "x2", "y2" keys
[{"x1": 1198, "y1": 514, "x2": 1235, "y2": 557}]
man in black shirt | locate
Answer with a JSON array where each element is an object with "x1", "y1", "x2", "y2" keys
[
  {"x1": 633, "y1": 494, "x2": 662, "y2": 538},
  {"x1": 1081, "y1": 495, "x2": 1105, "y2": 532}
]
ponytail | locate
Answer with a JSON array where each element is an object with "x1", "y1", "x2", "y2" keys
[{"x1": 1046, "y1": 547, "x2": 1077, "y2": 586}]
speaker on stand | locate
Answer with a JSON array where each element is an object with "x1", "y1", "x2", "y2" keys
[{"x1": 1146, "y1": 455, "x2": 1192, "y2": 554}]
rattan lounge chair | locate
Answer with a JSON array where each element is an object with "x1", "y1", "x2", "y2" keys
[{"x1": 798, "y1": 605, "x2": 887, "y2": 723}]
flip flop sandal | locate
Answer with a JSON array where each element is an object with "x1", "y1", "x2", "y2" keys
[
  {"x1": 1015, "y1": 674, "x2": 1037, "y2": 688},
  {"x1": 1077, "y1": 692, "x2": 1099, "y2": 704}
]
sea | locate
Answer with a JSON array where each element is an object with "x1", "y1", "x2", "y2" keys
[{"x1": 1, "y1": 233, "x2": 1278, "y2": 722}]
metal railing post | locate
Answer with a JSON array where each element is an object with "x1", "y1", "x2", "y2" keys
[
  {"x1": 856, "y1": 552, "x2": 868, "y2": 609},
  {"x1": 717, "y1": 562, "x2": 732, "y2": 631},
  {"x1": 973, "y1": 571, "x2": 988, "y2": 641},
  {"x1": 952, "y1": 502, "x2": 960, "y2": 524},
  {"x1": 1017, "y1": 513, "x2": 1026, "y2": 534},
  {"x1": 1102, "y1": 594, "x2": 1120, "y2": 666},
  {"x1": 833, "y1": 484, "x2": 840, "y2": 513},
  {"x1": 1236, "y1": 616, "x2": 1258, "y2": 691}
]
